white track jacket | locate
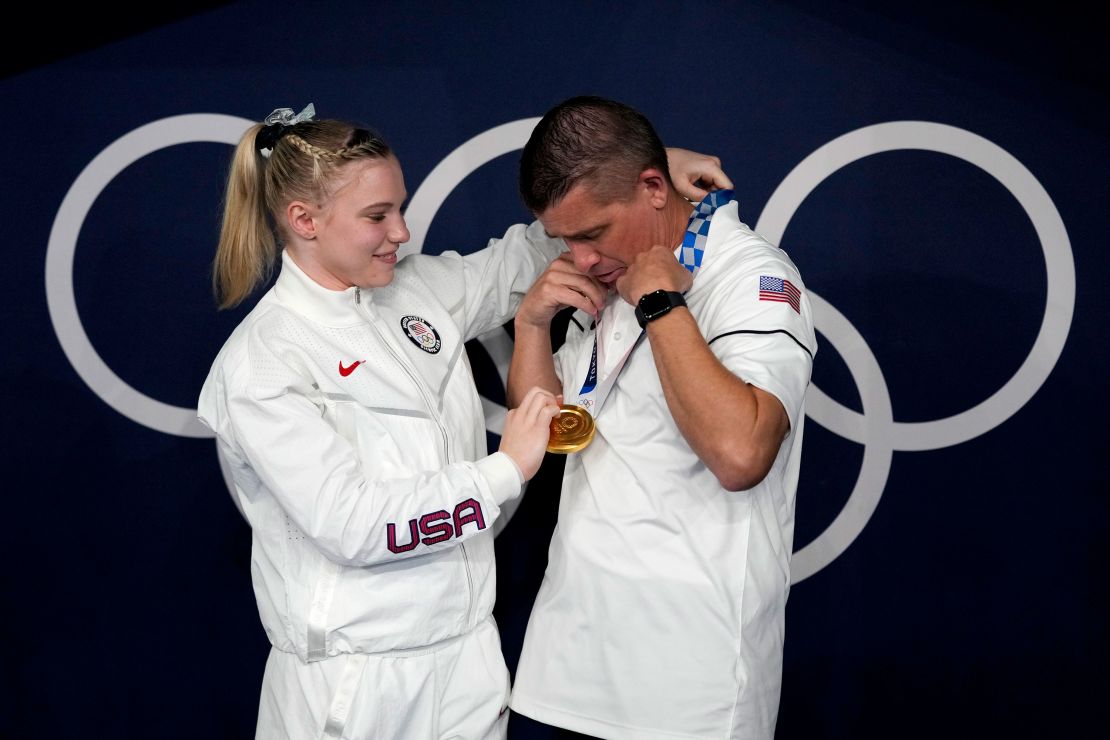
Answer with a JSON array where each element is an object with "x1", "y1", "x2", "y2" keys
[{"x1": 198, "y1": 222, "x2": 563, "y2": 661}]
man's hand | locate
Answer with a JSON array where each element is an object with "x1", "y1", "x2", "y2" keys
[
  {"x1": 517, "y1": 252, "x2": 607, "y2": 327},
  {"x1": 615, "y1": 244, "x2": 692, "y2": 307},
  {"x1": 665, "y1": 147, "x2": 734, "y2": 202}
]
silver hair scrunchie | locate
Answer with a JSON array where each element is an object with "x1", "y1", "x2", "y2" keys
[{"x1": 256, "y1": 103, "x2": 316, "y2": 153}]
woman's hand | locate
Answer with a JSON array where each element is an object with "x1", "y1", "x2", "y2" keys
[
  {"x1": 666, "y1": 147, "x2": 734, "y2": 201},
  {"x1": 499, "y1": 386, "x2": 562, "y2": 480}
]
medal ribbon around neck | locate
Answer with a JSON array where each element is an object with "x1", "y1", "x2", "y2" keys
[
  {"x1": 573, "y1": 188, "x2": 737, "y2": 415},
  {"x1": 679, "y1": 188, "x2": 735, "y2": 277}
]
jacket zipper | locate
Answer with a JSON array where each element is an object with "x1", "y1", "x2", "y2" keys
[
  {"x1": 356, "y1": 288, "x2": 450, "y2": 460},
  {"x1": 356, "y1": 288, "x2": 475, "y2": 626}
]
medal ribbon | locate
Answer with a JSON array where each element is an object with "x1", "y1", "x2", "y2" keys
[
  {"x1": 679, "y1": 188, "x2": 734, "y2": 276},
  {"x1": 574, "y1": 189, "x2": 736, "y2": 414}
]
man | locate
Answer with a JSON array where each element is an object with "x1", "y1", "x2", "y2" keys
[{"x1": 506, "y1": 96, "x2": 817, "y2": 740}]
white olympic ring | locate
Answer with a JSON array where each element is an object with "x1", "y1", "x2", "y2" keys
[
  {"x1": 45, "y1": 114, "x2": 253, "y2": 438},
  {"x1": 756, "y1": 121, "x2": 1075, "y2": 582},
  {"x1": 44, "y1": 116, "x2": 1074, "y2": 580}
]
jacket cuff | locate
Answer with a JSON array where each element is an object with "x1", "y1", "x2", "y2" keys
[{"x1": 478, "y1": 452, "x2": 526, "y2": 505}]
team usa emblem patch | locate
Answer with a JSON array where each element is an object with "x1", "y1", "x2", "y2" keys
[{"x1": 401, "y1": 315, "x2": 442, "y2": 354}]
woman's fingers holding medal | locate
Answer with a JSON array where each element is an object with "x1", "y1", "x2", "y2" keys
[{"x1": 499, "y1": 387, "x2": 562, "y2": 480}]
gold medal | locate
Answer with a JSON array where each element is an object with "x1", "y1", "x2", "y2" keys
[{"x1": 547, "y1": 404, "x2": 596, "y2": 454}]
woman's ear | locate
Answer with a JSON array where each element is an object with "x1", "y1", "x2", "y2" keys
[{"x1": 286, "y1": 201, "x2": 317, "y2": 240}]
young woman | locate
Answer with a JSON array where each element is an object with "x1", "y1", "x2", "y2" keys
[{"x1": 198, "y1": 103, "x2": 731, "y2": 739}]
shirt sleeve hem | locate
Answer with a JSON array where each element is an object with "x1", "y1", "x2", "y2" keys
[{"x1": 478, "y1": 451, "x2": 526, "y2": 504}]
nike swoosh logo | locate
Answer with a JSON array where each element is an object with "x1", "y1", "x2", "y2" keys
[{"x1": 338, "y1": 360, "x2": 363, "y2": 377}]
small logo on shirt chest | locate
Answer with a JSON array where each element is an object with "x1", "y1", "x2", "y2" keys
[
  {"x1": 338, "y1": 360, "x2": 364, "y2": 377},
  {"x1": 400, "y1": 315, "x2": 442, "y2": 354}
]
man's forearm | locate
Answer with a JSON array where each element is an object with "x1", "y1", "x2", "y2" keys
[
  {"x1": 507, "y1": 321, "x2": 562, "y2": 408},
  {"x1": 647, "y1": 308, "x2": 788, "y2": 491}
]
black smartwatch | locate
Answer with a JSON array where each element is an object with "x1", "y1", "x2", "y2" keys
[{"x1": 635, "y1": 289, "x2": 687, "y2": 329}]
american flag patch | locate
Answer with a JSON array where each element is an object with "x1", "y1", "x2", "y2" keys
[{"x1": 759, "y1": 276, "x2": 801, "y2": 313}]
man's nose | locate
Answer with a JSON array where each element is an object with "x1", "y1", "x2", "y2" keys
[{"x1": 568, "y1": 242, "x2": 600, "y2": 273}]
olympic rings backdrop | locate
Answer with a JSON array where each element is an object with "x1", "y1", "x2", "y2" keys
[{"x1": 3, "y1": 2, "x2": 1107, "y2": 738}]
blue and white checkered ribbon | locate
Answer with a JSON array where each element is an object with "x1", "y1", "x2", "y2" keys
[{"x1": 678, "y1": 189, "x2": 735, "y2": 276}]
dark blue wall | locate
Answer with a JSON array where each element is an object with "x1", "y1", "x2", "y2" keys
[{"x1": 3, "y1": 2, "x2": 1106, "y2": 737}]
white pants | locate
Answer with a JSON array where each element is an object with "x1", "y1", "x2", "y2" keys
[{"x1": 256, "y1": 616, "x2": 510, "y2": 740}]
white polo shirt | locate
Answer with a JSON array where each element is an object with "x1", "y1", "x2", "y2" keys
[{"x1": 510, "y1": 201, "x2": 816, "y2": 740}]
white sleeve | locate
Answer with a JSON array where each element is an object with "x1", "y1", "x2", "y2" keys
[
  {"x1": 405, "y1": 221, "x2": 566, "y2": 341},
  {"x1": 204, "y1": 345, "x2": 524, "y2": 568},
  {"x1": 700, "y1": 261, "x2": 816, "y2": 432}
]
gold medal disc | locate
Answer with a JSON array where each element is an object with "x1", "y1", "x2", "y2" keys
[{"x1": 547, "y1": 404, "x2": 596, "y2": 454}]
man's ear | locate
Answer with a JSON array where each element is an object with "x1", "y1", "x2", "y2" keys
[
  {"x1": 638, "y1": 167, "x2": 670, "y2": 209},
  {"x1": 286, "y1": 201, "x2": 317, "y2": 240}
]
